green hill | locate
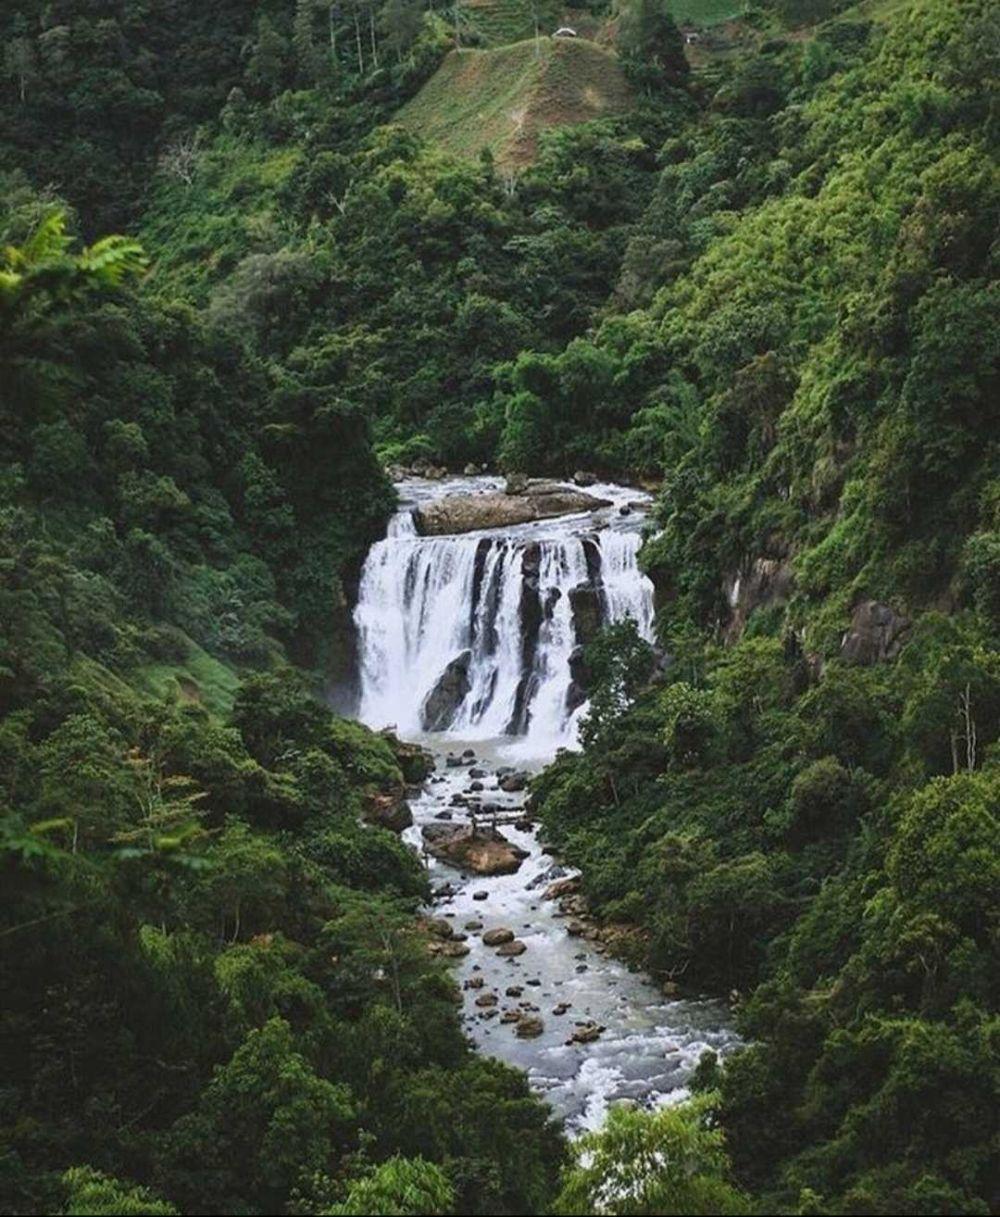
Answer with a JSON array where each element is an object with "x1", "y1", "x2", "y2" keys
[{"x1": 397, "y1": 36, "x2": 632, "y2": 167}]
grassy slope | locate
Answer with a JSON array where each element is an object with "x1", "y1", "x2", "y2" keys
[
  {"x1": 397, "y1": 36, "x2": 631, "y2": 167},
  {"x1": 668, "y1": 0, "x2": 745, "y2": 24}
]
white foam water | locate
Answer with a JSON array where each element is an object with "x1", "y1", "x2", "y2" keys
[{"x1": 353, "y1": 477, "x2": 655, "y2": 758}]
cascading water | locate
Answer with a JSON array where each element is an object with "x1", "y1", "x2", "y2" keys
[
  {"x1": 354, "y1": 478, "x2": 655, "y2": 754},
  {"x1": 350, "y1": 476, "x2": 737, "y2": 1130}
]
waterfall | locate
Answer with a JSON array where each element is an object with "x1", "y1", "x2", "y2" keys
[{"x1": 353, "y1": 493, "x2": 655, "y2": 754}]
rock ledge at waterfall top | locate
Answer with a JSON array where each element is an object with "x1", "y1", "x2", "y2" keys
[{"x1": 413, "y1": 481, "x2": 612, "y2": 536}]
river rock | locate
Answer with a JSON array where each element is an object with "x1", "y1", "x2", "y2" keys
[
  {"x1": 499, "y1": 772, "x2": 528, "y2": 793},
  {"x1": 422, "y1": 823, "x2": 528, "y2": 876},
  {"x1": 475, "y1": 992, "x2": 498, "y2": 1007},
  {"x1": 482, "y1": 927, "x2": 515, "y2": 946},
  {"x1": 543, "y1": 876, "x2": 580, "y2": 901},
  {"x1": 439, "y1": 941, "x2": 470, "y2": 958},
  {"x1": 570, "y1": 1022, "x2": 604, "y2": 1044},
  {"x1": 573, "y1": 470, "x2": 598, "y2": 486},
  {"x1": 473, "y1": 890, "x2": 489, "y2": 901},
  {"x1": 496, "y1": 939, "x2": 527, "y2": 957},
  {"x1": 515, "y1": 1015, "x2": 545, "y2": 1038},
  {"x1": 414, "y1": 485, "x2": 612, "y2": 536},
  {"x1": 425, "y1": 918, "x2": 454, "y2": 940}
]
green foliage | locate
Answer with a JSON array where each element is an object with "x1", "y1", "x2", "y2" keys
[
  {"x1": 61, "y1": 1166, "x2": 178, "y2": 1216},
  {"x1": 326, "y1": 1155, "x2": 454, "y2": 1215},
  {"x1": 553, "y1": 1095, "x2": 749, "y2": 1215}
]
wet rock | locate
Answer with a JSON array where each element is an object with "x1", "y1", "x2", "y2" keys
[
  {"x1": 568, "y1": 582, "x2": 603, "y2": 646},
  {"x1": 499, "y1": 772, "x2": 528, "y2": 793},
  {"x1": 469, "y1": 781, "x2": 484, "y2": 793},
  {"x1": 482, "y1": 927, "x2": 515, "y2": 947},
  {"x1": 514, "y1": 818, "x2": 534, "y2": 832},
  {"x1": 500, "y1": 1010, "x2": 522, "y2": 1024},
  {"x1": 526, "y1": 864, "x2": 567, "y2": 892},
  {"x1": 469, "y1": 767, "x2": 487, "y2": 778},
  {"x1": 515, "y1": 1015, "x2": 545, "y2": 1038},
  {"x1": 566, "y1": 919, "x2": 587, "y2": 937},
  {"x1": 415, "y1": 485, "x2": 612, "y2": 535},
  {"x1": 425, "y1": 918, "x2": 454, "y2": 940},
  {"x1": 573, "y1": 470, "x2": 598, "y2": 487},
  {"x1": 444, "y1": 941, "x2": 471, "y2": 958},
  {"x1": 422, "y1": 652, "x2": 472, "y2": 731},
  {"x1": 474, "y1": 992, "x2": 498, "y2": 1007},
  {"x1": 505, "y1": 985, "x2": 523, "y2": 997},
  {"x1": 472, "y1": 890, "x2": 489, "y2": 901},
  {"x1": 496, "y1": 939, "x2": 527, "y2": 957},
  {"x1": 434, "y1": 810, "x2": 454, "y2": 820},
  {"x1": 433, "y1": 882, "x2": 456, "y2": 899},
  {"x1": 464, "y1": 976, "x2": 485, "y2": 990},
  {"x1": 464, "y1": 920, "x2": 483, "y2": 931},
  {"x1": 422, "y1": 823, "x2": 528, "y2": 876},
  {"x1": 552, "y1": 1002, "x2": 572, "y2": 1016},
  {"x1": 569, "y1": 1022, "x2": 604, "y2": 1044},
  {"x1": 543, "y1": 876, "x2": 580, "y2": 901}
]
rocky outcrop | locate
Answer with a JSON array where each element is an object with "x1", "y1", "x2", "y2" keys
[
  {"x1": 362, "y1": 788, "x2": 413, "y2": 833},
  {"x1": 382, "y1": 732, "x2": 435, "y2": 784},
  {"x1": 421, "y1": 651, "x2": 471, "y2": 730},
  {"x1": 723, "y1": 555, "x2": 795, "y2": 640},
  {"x1": 414, "y1": 482, "x2": 611, "y2": 535},
  {"x1": 421, "y1": 823, "x2": 529, "y2": 875},
  {"x1": 841, "y1": 600, "x2": 911, "y2": 665}
]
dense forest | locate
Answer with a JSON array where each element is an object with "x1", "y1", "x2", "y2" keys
[{"x1": 1, "y1": 0, "x2": 997, "y2": 1214}]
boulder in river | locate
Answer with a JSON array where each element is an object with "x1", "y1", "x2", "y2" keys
[
  {"x1": 515, "y1": 1015, "x2": 545, "y2": 1038},
  {"x1": 569, "y1": 1022, "x2": 605, "y2": 1044},
  {"x1": 414, "y1": 484, "x2": 612, "y2": 535},
  {"x1": 422, "y1": 823, "x2": 528, "y2": 876},
  {"x1": 499, "y1": 771, "x2": 528, "y2": 793},
  {"x1": 482, "y1": 927, "x2": 515, "y2": 946},
  {"x1": 496, "y1": 939, "x2": 527, "y2": 957}
]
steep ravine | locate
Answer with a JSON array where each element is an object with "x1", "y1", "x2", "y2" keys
[{"x1": 353, "y1": 476, "x2": 738, "y2": 1131}]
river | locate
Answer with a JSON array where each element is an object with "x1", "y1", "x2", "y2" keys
[{"x1": 353, "y1": 475, "x2": 737, "y2": 1132}]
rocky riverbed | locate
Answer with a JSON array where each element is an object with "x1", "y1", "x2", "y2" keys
[{"x1": 403, "y1": 739, "x2": 739, "y2": 1133}]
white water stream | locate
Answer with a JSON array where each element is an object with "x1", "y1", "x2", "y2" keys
[{"x1": 352, "y1": 477, "x2": 736, "y2": 1131}]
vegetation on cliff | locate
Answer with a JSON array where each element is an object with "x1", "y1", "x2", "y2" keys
[{"x1": 1, "y1": 0, "x2": 996, "y2": 1213}]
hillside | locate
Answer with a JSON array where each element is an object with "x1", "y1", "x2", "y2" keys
[{"x1": 397, "y1": 36, "x2": 632, "y2": 167}]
